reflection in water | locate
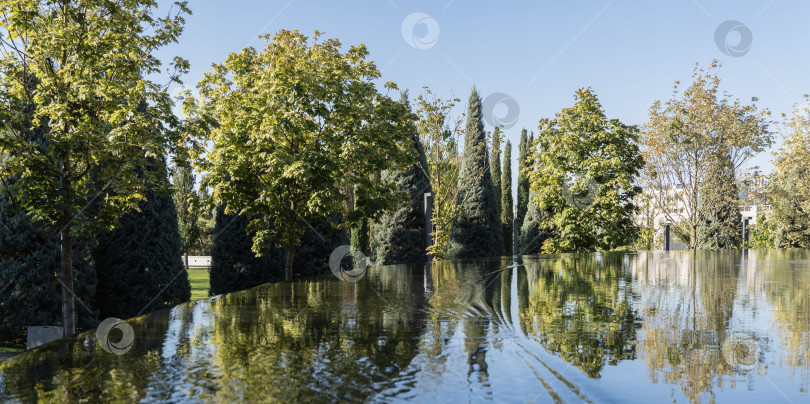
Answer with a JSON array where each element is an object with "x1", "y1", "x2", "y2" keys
[
  {"x1": 1, "y1": 250, "x2": 809, "y2": 402},
  {"x1": 520, "y1": 253, "x2": 640, "y2": 378}
]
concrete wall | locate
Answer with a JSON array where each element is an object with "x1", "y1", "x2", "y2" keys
[{"x1": 185, "y1": 256, "x2": 211, "y2": 268}]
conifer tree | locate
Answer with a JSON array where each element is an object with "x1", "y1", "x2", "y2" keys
[
  {"x1": 520, "y1": 191, "x2": 552, "y2": 255},
  {"x1": 769, "y1": 99, "x2": 810, "y2": 248},
  {"x1": 209, "y1": 209, "x2": 346, "y2": 295},
  {"x1": 517, "y1": 129, "x2": 530, "y2": 230},
  {"x1": 0, "y1": 188, "x2": 97, "y2": 342},
  {"x1": 490, "y1": 127, "x2": 503, "y2": 215},
  {"x1": 371, "y1": 95, "x2": 431, "y2": 265},
  {"x1": 501, "y1": 141, "x2": 514, "y2": 256},
  {"x1": 208, "y1": 206, "x2": 285, "y2": 295},
  {"x1": 446, "y1": 88, "x2": 503, "y2": 259},
  {"x1": 93, "y1": 164, "x2": 191, "y2": 319},
  {"x1": 294, "y1": 214, "x2": 350, "y2": 278},
  {"x1": 697, "y1": 147, "x2": 742, "y2": 249}
]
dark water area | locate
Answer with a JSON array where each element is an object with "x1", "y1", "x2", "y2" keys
[{"x1": 1, "y1": 249, "x2": 809, "y2": 403}]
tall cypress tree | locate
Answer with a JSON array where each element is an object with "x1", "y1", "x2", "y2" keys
[
  {"x1": 93, "y1": 163, "x2": 190, "y2": 319},
  {"x1": 446, "y1": 88, "x2": 503, "y2": 259},
  {"x1": 501, "y1": 141, "x2": 514, "y2": 256},
  {"x1": 490, "y1": 127, "x2": 503, "y2": 215},
  {"x1": 698, "y1": 147, "x2": 742, "y2": 249},
  {"x1": 0, "y1": 187, "x2": 97, "y2": 342},
  {"x1": 517, "y1": 129, "x2": 530, "y2": 231},
  {"x1": 371, "y1": 96, "x2": 431, "y2": 265}
]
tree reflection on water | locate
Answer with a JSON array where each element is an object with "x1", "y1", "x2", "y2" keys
[{"x1": 1, "y1": 250, "x2": 809, "y2": 403}]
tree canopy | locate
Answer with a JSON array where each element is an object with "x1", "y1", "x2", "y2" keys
[
  {"x1": 0, "y1": 0, "x2": 189, "y2": 335},
  {"x1": 445, "y1": 88, "x2": 503, "y2": 259},
  {"x1": 188, "y1": 30, "x2": 415, "y2": 280},
  {"x1": 528, "y1": 88, "x2": 643, "y2": 253},
  {"x1": 501, "y1": 141, "x2": 514, "y2": 255},
  {"x1": 769, "y1": 98, "x2": 810, "y2": 247},
  {"x1": 640, "y1": 62, "x2": 772, "y2": 249}
]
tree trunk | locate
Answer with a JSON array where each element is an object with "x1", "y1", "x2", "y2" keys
[
  {"x1": 184, "y1": 252, "x2": 189, "y2": 270},
  {"x1": 60, "y1": 226, "x2": 76, "y2": 337},
  {"x1": 285, "y1": 244, "x2": 294, "y2": 282},
  {"x1": 690, "y1": 224, "x2": 697, "y2": 250}
]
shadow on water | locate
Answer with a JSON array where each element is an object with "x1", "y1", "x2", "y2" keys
[{"x1": 1, "y1": 249, "x2": 809, "y2": 403}]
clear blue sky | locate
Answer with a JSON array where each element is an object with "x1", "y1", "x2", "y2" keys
[{"x1": 159, "y1": 0, "x2": 810, "y2": 180}]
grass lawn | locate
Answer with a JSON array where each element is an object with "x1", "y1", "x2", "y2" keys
[
  {"x1": 0, "y1": 344, "x2": 24, "y2": 361},
  {"x1": 0, "y1": 345, "x2": 24, "y2": 354},
  {"x1": 188, "y1": 267, "x2": 210, "y2": 301},
  {"x1": 1, "y1": 268, "x2": 210, "y2": 357}
]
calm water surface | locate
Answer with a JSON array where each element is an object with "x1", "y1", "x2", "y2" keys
[{"x1": 1, "y1": 249, "x2": 809, "y2": 403}]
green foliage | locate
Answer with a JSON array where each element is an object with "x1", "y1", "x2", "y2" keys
[
  {"x1": 93, "y1": 164, "x2": 190, "y2": 319},
  {"x1": 522, "y1": 254, "x2": 639, "y2": 378},
  {"x1": 0, "y1": 189, "x2": 97, "y2": 342},
  {"x1": 350, "y1": 218, "x2": 370, "y2": 256},
  {"x1": 371, "y1": 117, "x2": 432, "y2": 265},
  {"x1": 172, "y1": 164, "x2": 201, "y2": 264},
  {"x1": 209, "y1": 206, "x2": 285, "y2": 296},
  {"x1": 517, "y1": 129, "x2": 530, "y2": 230},
  {"x1": 0, "y1": 0, "x2": 189, "y2": 334},
  {"x1": 640, "y1": 62, "x2": 772, "y2": 249},
  {"x1": 768, "y1": 97, "x2": 810, "y2": 248},
  {"x1": 633, "y1": 192, "x2": 657, "y2": 251},
  {"x1": 519, "y1": 191, "x2": 551, "y2": 255},
  {"x1": 634, "y1": 227, "x2": 657, "y2": 251},
  {"x1": 748, "y1": 213, "x2": 779, "y2": 248},
  {"x1": 350, "y1": 186, "x2": 370, "y2": 256},
  {"x1": 501, "y1": 141, "x2": 514, "y2": 255},
  {"x1": 697, "y1": 149, "x2": 741, "y2": 249},
  {"x1": 528, "y1": 88, "x2": 644, "y2": 253},
  {"x1": 414, "y1": 88, "x2": 462, "y2": 259},
  {"x1": 490, "y1": 127, "x2": 503, "y2": 214},
  {"x1": 292, "y1": 213, "x2": 349, "y2": 279},
  {"x1": 770, "y1": 199, "x2": 810, "y2": 248},
  {"x1": 0, "y1": 0, "x2": 190, "y2": 242},
  {"x1": 209, "y1": 206, "x2": 347, "y2": 295},
  {"x1": 189, "y1": 30, "x2": 414, "y2": 280},
  {"x1": 446, "y1": 88, "x2": 503, "y2": 259},
  {"x1": 194, "y1": 185, "x2": 216, "y2": 255}
]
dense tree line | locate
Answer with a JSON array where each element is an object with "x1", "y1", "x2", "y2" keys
[{"x1": 2, "y1": 1, "x2": 809, "y2": 348}]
